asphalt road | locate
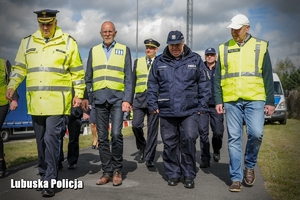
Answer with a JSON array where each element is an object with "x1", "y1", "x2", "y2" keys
[{"x1": 0, "y1": 127, "x2": 272, "y2": 200}]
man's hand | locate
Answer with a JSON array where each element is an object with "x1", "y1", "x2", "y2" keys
[
  {"x1": 82, "y1": 113, "x2": 90, "y2": 121},
  {"x1": 150, "y1": 109, "x2": 159, "y2": 114},
  {"x1": 81, "y1": 99, "x2": 89, "y2": 111},
  {"x1": 215, "y1": 104, "x2": 225, "y2": 114},
  {"x1": 122, "y1": 101, "x2": 132, "y2": 112},
  {"x1": 264, "y1": 105, "x2": 275, "y2": 116},
  {"x1": 6, "y1": 88, "x2": 15, "y2": 101},
  {"x1": 10, "y1": 101, "x2": 18, "y2": 110},
  {"x1": 73, "y1": 97, "x2": 82, "y2": 108}
]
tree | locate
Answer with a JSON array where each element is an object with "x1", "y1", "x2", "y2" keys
[{"x1": 274, "y1": 57, "x2": 300, "y2": 90}]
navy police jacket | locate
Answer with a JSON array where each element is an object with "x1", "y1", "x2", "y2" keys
[{"x1": 146, "y1": 45, "x2": 211, "y2": 117}]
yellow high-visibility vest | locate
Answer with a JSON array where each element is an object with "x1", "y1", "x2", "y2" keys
[
  {"x1": 0, "y1": 58, "x2": 8, "y2": 106},
  {"x1": 218, "y1": 37, "x2": 268, "y2": 102},
  {"x1": 8, "y1": 27, "x2": 85, "y2": 115},
  {"x1": 135, "y1": 57, "x2": 150, "y2": 93},
  {"x1": 91, "y1": 43, "x2": 126, "y2": 91}
]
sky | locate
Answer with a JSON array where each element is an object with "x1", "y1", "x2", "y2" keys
[{"x1": 0, "y1": 0, "x2": 299, "y2": 70}]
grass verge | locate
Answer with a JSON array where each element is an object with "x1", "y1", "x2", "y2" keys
[
  {"x1": 259, "y1": 118, "x2": 300, "y2": 200},
  {"x1": 4, "y1": 126, "x2": 133, "y2": 168}
]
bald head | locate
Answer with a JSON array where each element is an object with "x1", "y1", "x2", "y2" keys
[{"x1": 100, "y1": 21, "x2": 117, "y2": 47}]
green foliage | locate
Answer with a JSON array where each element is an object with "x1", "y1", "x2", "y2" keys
[{"x1": 274, "y1": 57, "x2": 300, "y2": 90}]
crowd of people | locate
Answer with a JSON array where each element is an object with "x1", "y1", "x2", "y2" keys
[{"x1": 1, "y1": 9, "x2": 275, "y2": 197}]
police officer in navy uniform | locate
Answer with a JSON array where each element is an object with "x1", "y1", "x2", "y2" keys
[
  {"x1": 6, "y1": 9, "x2": 85, "y2": 197},
  {"x1": 132, "y1": 38, "x2": 160, "y2": 167},
  {"x1": 147, "y1": 31, "x2": 211, "y2": 188},
  {"x1": 198, "y1": 48, "x2": 224, "y2": 168},
  {"x1": 59, "y1": 89, "x2": 89, "y2": 170}
]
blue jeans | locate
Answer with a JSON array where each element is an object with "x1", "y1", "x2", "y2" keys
[
  {"x1": 95, "y1": 101, "x2": 124, "y2": 176},
  {"x1": 224, "y1": 100, "x2": 265, "y2": 182}
]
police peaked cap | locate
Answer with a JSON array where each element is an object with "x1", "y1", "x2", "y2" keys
[
  {"x1": 34, "y1": 9, "x2": 59, "y2": 23},
  {"x1": 144, "y1": 38, "x2": 160, "y2": 48}
]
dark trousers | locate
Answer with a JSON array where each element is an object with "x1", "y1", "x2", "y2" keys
[
  {"x1": 198, "y1": 107, "x2": 224, "y2": 161},
  {"x1": 160, "y1": 113, "x2": 199, "y2": 179},
  {"x1": 0, "y1": 104, "x2": 9, "y2": 158},
  {"x1": 32, "y1": 115, "x2": 65, "y2": 184},
  {"x1": 95, "y1": 101, "x2": 123, "y2": 176},
  {"x1": 66, "y1": 115, "x2": 81, "y2": 165},
  {"x1": 132, "y1": 107, "x2": 159, "y2": 162}
]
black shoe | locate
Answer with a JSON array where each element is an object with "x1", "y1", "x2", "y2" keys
[
  {"x1": 213, "y1": 153, "x2": 220, "y2": 162},
  {"x1": 146, "y1": 160, "x2": 154, "y2": 167},
  {"x1": 41, "y1": 188, "x2": 55, "y2": 197},
  {"x1": 200, "y1": 160, "x2": 210, "y2": 168},
  {"x1": 137, "y1": 148, "x2": 145, "y2": 163},
  {"x1": 68, "y1": 164, "x2": 76, "y2": 170},
  {"x1": 168, "y1": 178, "x2": 180, "y2": 186},
  {"x1": 184, "y1": 177, "x2": 195, "y2": 188},
  {"x1": 58, "y1": 162, "x2": 63, "y2": 170}
]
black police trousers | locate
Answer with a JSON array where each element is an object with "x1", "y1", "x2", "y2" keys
[
  {"x1": 198, "y1": 106, "x2": 224, "y2": 161},
  {"x1": 32, "y1": 115, "x2": 65, "y2": 184},
  {"x1": 132, "y1": 107, "x2": 159, "y2": 162}
]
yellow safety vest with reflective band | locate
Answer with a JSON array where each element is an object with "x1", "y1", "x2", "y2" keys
[
  {"x1": 91, "y1": 43, "x2": 126, "y2": 91},
  {"x1": 8, "y1": 27, "x2": 85, "y2": 115},
  {"x1": 0, "y1": 58, "x2": 9, "y2": 106},
  {"x1": 219, "y1": 37, "x2": 268, "y2": 102},
  {"x1": 135, "y1": 57, "x2": 151, "y2": 93}
]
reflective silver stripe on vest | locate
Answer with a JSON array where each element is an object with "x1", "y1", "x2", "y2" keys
[
  {"x1": 27, "y1": 86, "x2": 72, "y2": 92},
  {"x1": 93, "y1": 76, "x2": 124, "y2": 84},
  {"x1": 69, "y1": 65, "x2": 83, "y2": 72},
  {"x1": 93, "y1": 65, "x2": 106, "y2": 71},
  {"x1": 25, "y1": 36, "x2": 32, "y2": 65},
  {"x1": 27, "y1": 67, "x2": 68, "y2": 74},
  {"x1": 136, "y1": 82, "x2": 146, "y2": 86},
  {"x1": 221, "y1": 38, "x2": 262, "y2": 80},
  {"x1": 72, "y1": 79, "x2": 85, "y2": 86},
  {"x1": 223, "y1": 41, "x2": 229, "y2": 77},
  {"x1": 14, "y1": 62, "x2": 27, "y2": 70},
  {"x1": 137, "y1": 74, "x2": 148, "y2": 79},
  {"x1": 66, "y1": 36, "x2": 71, "y2": 50},
  {"x1": 93, "y1": 65, "x2": 124, "y2": 73},
  {"x1": 107, "y1": 65, "x2": 124, "y2": 72},
  {"x1": 10, "y1": 72, "x2": 24, "y2": 79},
  {"x1": 255, "y1": 39, "x2": 261, "y2": 76}
]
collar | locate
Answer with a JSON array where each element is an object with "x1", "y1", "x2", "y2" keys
[
  {"x1": 236, "y1": 34, "x2": 251, "y2": 46},
  {"x1": 102, "y1": 41, "x2": 116, "y2": 51}
]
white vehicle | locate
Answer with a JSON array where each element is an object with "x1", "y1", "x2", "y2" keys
[{"x1": 265, "y1": 73, "x2": 287, "y2": 124}]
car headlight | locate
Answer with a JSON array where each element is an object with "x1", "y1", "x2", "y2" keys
[{"x1": 277, "y1": 101, "x2": 286, "y2": 109}]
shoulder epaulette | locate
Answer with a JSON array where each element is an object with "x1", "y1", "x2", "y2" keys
[
  {"x1": 66, "y1": 33, "x2": 76, "y2": 42},
  {"x1": 23, "y1": 35, "x2": 32, "y2": 39}
]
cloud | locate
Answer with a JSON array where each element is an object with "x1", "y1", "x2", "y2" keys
[{"x1": 0, "y1": 0, "x2": 299, "y2": 68}]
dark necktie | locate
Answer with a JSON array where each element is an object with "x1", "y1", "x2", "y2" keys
[{"x1": 147, "y1": 58, "x2": 152, "y2": 69}]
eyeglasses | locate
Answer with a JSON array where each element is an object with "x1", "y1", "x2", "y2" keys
[
  {"x1": 205, "y1": 54, "x2": 216, "y2": 57},
  {"x1": 101, "y1": 30, "x2": 115, "y2": 35}
]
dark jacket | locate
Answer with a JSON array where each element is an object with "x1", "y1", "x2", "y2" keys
[
  {"x1": 204, "y1": 61, "x2": 217, "y2": 106},
  {"x1": 146, "y1": 45, "x2": 211, "y2": 117}
]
